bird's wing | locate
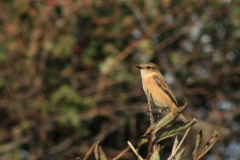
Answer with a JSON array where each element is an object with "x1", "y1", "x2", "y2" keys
[{"x1": 153, "y1": 75, "x2": 178, "y2": 106}]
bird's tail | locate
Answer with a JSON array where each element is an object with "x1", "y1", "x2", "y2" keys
[
  {"x1": 171, "y1": 103, "x2": 188, "y2": 123},
  {"x1": 179, "y1": 114, "x2": 187, "y2": 123}
]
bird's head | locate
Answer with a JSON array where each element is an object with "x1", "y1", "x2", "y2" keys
[{"x1": 136, "y1": 62, "x2": 160, "y2": 76}]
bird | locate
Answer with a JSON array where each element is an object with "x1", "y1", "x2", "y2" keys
[{"x1": 136, "y1": 62, "x2": 187, "y2": 123}]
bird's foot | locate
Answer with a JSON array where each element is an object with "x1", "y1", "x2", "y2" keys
[
  {"x1": 154, "y1": 109, "x2": 163, "y2": 122},
  {"x1": 147, "y1": 108, "x2": 152, "y2": 115}
]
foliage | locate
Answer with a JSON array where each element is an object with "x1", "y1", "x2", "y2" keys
[{"x1": 83, "y1": 109, "x2": 218, "y2": 160}]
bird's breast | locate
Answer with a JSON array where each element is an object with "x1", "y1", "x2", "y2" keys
[{"x1": 142, "y1": 75, "x2": 173, "y2": 109}]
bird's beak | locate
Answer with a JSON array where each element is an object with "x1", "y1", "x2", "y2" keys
[{"x1": 136, "y1": 65, "x2": 142, "y2": 69}]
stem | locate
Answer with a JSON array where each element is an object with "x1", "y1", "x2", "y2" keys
[
  {"x1": 113, "y1": 146, "x2": 130, "y2": 160},
  {"x1": 146, "y1": 132, "x2": 154, "y2": 160},
  {"x1": 127, "y1": 141, "x2": 144, "y2": 160},
  {"x1": 167, "y1": 127, "x2": 191, "y2": 160},
  {"x1": 83, "y1": 142, "x2": 96, "y2": 160}
]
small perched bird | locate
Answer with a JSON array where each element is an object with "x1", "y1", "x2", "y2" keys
[{"x1": 136, "y1": 62, "x2": 187, "y2": 123}]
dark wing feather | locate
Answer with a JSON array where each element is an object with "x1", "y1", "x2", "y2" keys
[{"x1": 153, "y1": 75, "x2": 178, "y2": 106}]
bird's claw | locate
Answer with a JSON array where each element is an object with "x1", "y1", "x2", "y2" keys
[{"x1": 147, "y1": 109, "x2": 152, "y2": 115}]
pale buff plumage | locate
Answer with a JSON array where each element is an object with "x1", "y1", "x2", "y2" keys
[{"x1": 136, "y1": 62, "x2": 187, "y2": 123}]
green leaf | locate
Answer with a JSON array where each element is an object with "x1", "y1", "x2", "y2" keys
[
  {"x1": 150, "y1": 145, "x2": 161, "y2": 160},
  {"x1": 153, "y1": 104, "x2": 187, "y2": 134},
  {"x1": 154, "y1": 118, "x2": 198, "y2": 144}
]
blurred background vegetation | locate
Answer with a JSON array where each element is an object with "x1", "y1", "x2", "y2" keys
[{"x1": 0, "y1": 0, "x2": 239, "y2": 159}]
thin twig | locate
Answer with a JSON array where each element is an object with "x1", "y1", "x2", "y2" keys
[
  {"x1": 113, "y1": 146, "x2": 130, "y2": 160},
  {"x1": 94, "y1": 141, "x2": 100, "y2": 160},
  {"x1": 83, "y1": 142, "x2": 97, "y2": 160},
  {"x1": 174, "y1": 127, "x2": 191, "y2": 152},
  {"x1": 167, "y1": 127, "x2": 191, "y2": 160},
  {"x1": 127, "y1": 141, "x2": 143, "y2": 160},
  {"x1": 145, "y1": 88, "x2": 155, "y2": 160},
  {"x1": 146, "y1": 133, "x2": 154, "y2": 160}
]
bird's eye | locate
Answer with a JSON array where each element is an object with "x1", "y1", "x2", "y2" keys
[{"x1": 147, "y1": 66, "x2": 151, "y2": 69}]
